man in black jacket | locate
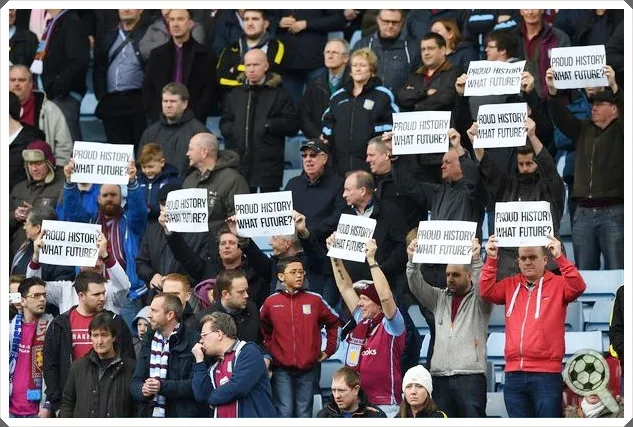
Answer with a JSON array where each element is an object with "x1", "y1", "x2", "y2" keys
[
  {"x1": 220, "y1": 49, "x2": 298, "y2": 192},
  {"x1": 317, "y1": 367, "x2": 387, "y2": 418},
  {"x1": 609, "y1": 285, "x2": 624, "y2": 381},
  {"x1": 43, "y1": 271, "x2": 134, "y2": 416},
  {"x1": 142, "y1": 9, "x2": 217, "y2": 123},
  {"x1": 37, "y1": 9, "x2": 90, "y2": 143},
  {"x1": 299, "y1": 38, "x2": 350, "y2": 139},
  {"x1": 93, "y1": 9, "x2": 148, "y2": 147},
  {"x1": 9, "y1": 8, "x2": 38, "y2": 67}
]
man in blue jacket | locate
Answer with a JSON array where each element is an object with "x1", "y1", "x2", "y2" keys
[
  {"x1": 62, "y1": 158, "x2": 147, "y2": 329},
  {"x1": 192, "y1": 311, "x2": 277, "y2": 418}
]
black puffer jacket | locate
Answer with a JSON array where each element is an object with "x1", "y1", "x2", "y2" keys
[
  {"x1": 322, "y1": 76, "x2": 398, "y2": 176},
  {"x1": 9, "y1": 27, "x2": 38, "y2": 67},
  {"x1": 60, "y1": 350, "x2": 136, "y2": 418},
  {"x1": 220, "y1": 73, "x2": 298, "y2": 189}
]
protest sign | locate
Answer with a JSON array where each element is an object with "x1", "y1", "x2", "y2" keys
[
  {"x1": 40, "y1": 220, "x2": 102, "y2": 267},
  {"x1": 494, "y1": 201, "x2": 553, "y2": 247},
  {"x1": 551, "y1": 45, "x2": 608, "y2": 89},
  {"x1": 413, "y1": 220, "x2": 477, "y2": 264},
  {"x1": 234, "y1": 191, "x2": 294, "y2": 237},
  {"x1": 165, "y1": 188, "x2": 209, "y2": 233},
  {"x1": 473, "y1": 103, "x2": 528, "y2": 148},
  {"x1": 464, "y1": 60, "x2": 526, "y2": 96},
  {"x1": 327, "y1": 214, "x2": 377, "y2": 263},
  {"x1": 391, "y1": 111, "x2": 452, "y2": 155},
  {"x1": 71, "y1": 141, "x2": 134, "y2": 185}
]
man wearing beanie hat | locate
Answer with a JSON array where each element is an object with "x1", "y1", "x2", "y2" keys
[
  {"x1": 328, "y1": 237, "x2": 406, "y2": 417},
  {"x1": 398, "y1": 365, "x2": 447, "y2": 418},
  {"x1": 406, "y1": 238, "x2": 489, "y2": 417},
  {"x1": 9, "y1": 140, "x2": 64, "y2": 263}
]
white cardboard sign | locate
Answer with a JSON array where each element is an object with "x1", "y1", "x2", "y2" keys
[
  {"x1": 39, "y1": 220, "x2": 102, "y2": 267},
  {"x1": 465, "y1": 60, "x2": 526, "y2": 96},
  {"x1": 165, "y1": 188, "x2": 209, "y2": 233},
  {"x1": 391, "y1": 111, "x2": 452, "y2": 155},
  {"x1": 327, "y1": 214, "x2": 377, "y2": 263},
  {"x1": 71, "y1": 141, "x2": 134, "y2": 185},
  {"x1": 234, "y1": 191, "x2": 294, "y2": 237},
  {"x1": 551, "y1": 45, "x2": 608, "y2": 89},
  {"x1": 473, "y1": 103, "x2": 528, "y2": 148},
  {"x1": 413, "y1": 220, "x2": 478, "y2": 264},
  {"x1": 494, "y1": 201, "x2": 554, "y2": 247}
]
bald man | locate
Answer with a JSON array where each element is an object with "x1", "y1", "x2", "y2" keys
[
  {"x1": 182, "y1": 132, "x2": 249, "y2": 236},
  {"x1": 220, "y1": 48, "x2": 298, "y2": 192}
]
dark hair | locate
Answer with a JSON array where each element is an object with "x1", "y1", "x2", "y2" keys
[
  {"x1": 243, "y1": 9, "x2": 267, "y2": 19},
  {"x1": 276, "y1": 256, "x2": 304, "y2": 275},
  {"x1": 26, "y1": 204, "x2": 57, "y2": 227},
  {"x1": 398, "y1": 394, "x2": 443, "y2": 418},
  {"x1": 332, "y1": 366, "x2": 361, "y2": 389},
  {"x1": 216, "y1": 225, "x2": 237, "y2": 242},
  {"x1": 156, "y1": 293, "x2": 184, "y2": 322},
  {"x1": 162, "y1": 82, "x2": 190, "y2": 101},
  {"x1": 74, "y1": 271, "x2": 106, "y2": 295},
  {"x1": 422, "y1": 32, "x2": 447, "y2": 49},
  {"x1": 216, "y1": 270, "x2": 247, "y2": 298},
  {"x1": 18, "y1": 277, "x2": 46, "y2": 298},
  {"x1": 88, "y1": 311, "x2": 118, "y2": 338},
  {"x1": 200, "y1": 311, "x2": 238, "y2": 339},
  {"x1": 486, "y1": 30, "x2": 518, "y2": 58},
  {"x1": 516, "y1": 144, "x2": 535, "y2": 156},
  {"x1": 9, "y1": 92, "x2": 21, "y2": 120}
]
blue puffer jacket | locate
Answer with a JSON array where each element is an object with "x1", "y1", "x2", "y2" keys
[
  {"x1": 137, "y1": 162, "x2": 182, "y2": 221},
  {"x1": 62, "y1": 179, "x2": 147, "y2": 300},
  {"x1": 56, "y1": 183, "x2": 100, "y2": 221}
]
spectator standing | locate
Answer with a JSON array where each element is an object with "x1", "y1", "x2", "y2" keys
[
  {"x1": 9, "y1": 8, "x2": 38, "y2": 67},
  {"x1": 139, "y1": 9, "x2": 205, "y2": 62},
  {"x1": 10, "y1": 65, "x2": 72, "y2": 166},
  {"x1": 546, "y1": 66, "x2": 623, "y2": 270},
  {"x1": 142, "y1": 9, "x2": 217, "y2": 123},
  {"x1": 59, "y1": 312, "x2": 136, "y2": 417},
  {"x1": 480, "y1": 235, "x2": 586, "y2": 417},
  {"x1": 430, "y1": 19, "x2": 477, "y2": 72},
  {"x1": 191, "y1": 312, "x2": 277, "y2": 417},
  {"x1": 93, "y1": 9, "x2": 149, "y2": 148},
  {"x1": 609, "y1": 285, "x2": 624, "y2": 392},
  {"x1": 161, "y1": 273, "x2": 202, "y2": 332},
  {"x1": 220, "y1": 48, "x2": 298, "y2": 192},
  {"x1": 35, "y1": 9, "x2": 90, "y2": 142}
]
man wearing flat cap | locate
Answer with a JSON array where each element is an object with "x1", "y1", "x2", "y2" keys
[
  {"x1": 546, "y1": 65, "x2": 623, "y2": 270},
  {"x1": 9, "y1": 140, "x2": 64, "y2": 262}
]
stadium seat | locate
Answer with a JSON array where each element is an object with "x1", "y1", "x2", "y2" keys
[
  {"x1": 320, "y1": 360, "x2": 343, "y2": 399},
  {"x1": 486, "y1": 360, "x2": 495, "y2": 392},
  {"x1": 349, "y1": 30, "x2": 362, "y2": 49},
  {"x1": 486, "y1": 392, "x2": 508, "y2": 417},
  {"x1": 585, "y1": 300, "x2": 614, "y2": 351},
  {"x1": 205, "y1": 116, "x2": 224, "y2": 143},
  {"x1": 80, "y1": 92, "x2": 98, "y2": 116},
  {"x1": 418, "y1": 333, "x2": 431, "y2": 365},
  {"x1": 577, "y1": 270, "x2": 623, "y2": 302},
  {"x1": 79, "y1": 117, "x2": 107, "y2": 143},
  {"x1": 563, "y1": 331, "x2": 603, "y2": 362},
  {"x1": 312, "y1": 394, "x2": 323, "y2": 417},
  {"x1": 407, "y1": 304, "x2": 430, "y2": 336},
  {"x1": 486, "y1": 332, "x2": 505, "y2": 366},
  {"x1": 251, "y1": 235, "x2": 272, "y2": 255},
  {"x1": 564, "y1": 301, "x2": 584, "y2": 332},
  {"x1": 328, "y1": 31, "x2": 344, "y2": 40},
  {"x1": 282, "y1": 169, "x2": 302, "y2": 188},
  {"x1": 284, "y1": 134, "x2": 305, "y2": 169},
  {"x1": 488, "y1": 305, "x2": 506, "y2": 333}
]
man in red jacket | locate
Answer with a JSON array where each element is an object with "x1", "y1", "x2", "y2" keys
[
  {"x1": 259, "y1": 256, "x2": 340, "y2": 418},
  {"x1": 480, "y1": 234, "x2": 586, "y2": 418}
]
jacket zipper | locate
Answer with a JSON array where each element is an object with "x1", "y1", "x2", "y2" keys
[
  {"x1": 245, "y1": 90, "x2": 252, "y2": 157},
  {"x1": 518, "y1": 287, "x2": 533, "y2": 370},
  {"x1": 349, "y1": 97, "x2": 358, "y2": 171},
  {"x1": 147, "y1": 182, "x2": 152, "y2": 206},
  {"x1": 588, "y1": 141, "x2": 596, "y2": 198},
  {"x1": 290, "y1": 294, "x2": 297, "y2": 366}
]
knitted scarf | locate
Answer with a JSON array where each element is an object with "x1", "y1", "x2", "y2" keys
[
  {"x1": 149, "y1": 325, "x2": 179, "y2": 417},
  {"x1": 9, "y1": 313, "x2": 48, "y2": 400}
]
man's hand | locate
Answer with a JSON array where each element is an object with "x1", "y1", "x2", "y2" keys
[
  {"x1": 33, "y1": 228, "x2": 44, "y2": 263},
  {"x1": 472, "y1": 238, "x2": 481, "y2": 260},
  {"x1": 407, "y1": 238, "x2": 418, "y2": 261},
  {"x1": 288, "y1": 20, "x2": 307, "y2": 34},
  {"x1": 326, "y1": 232, "x2": 336, "y2": 250},
  {"x1": 14, "y1": 203, "x2": 30, "y2": 222},
  {"x1": 38, "y1": 407, "x2": 51, "y2": 418},
  {"x1": 521, "y1": 71, "x2": 535, "y2": 93},
  {"x1": 466, "y1": 122, "x2": 478, "y2": 143},
  {"x1": 63, "y1": 158, "x2": 75, "y2": 182},
  {"x1": 381, "y1": 131, "x2": 393, "y2": 154},
  {"x1": 150, "y1": 274, "x2": 164, "y2": 291},
  {"x1": 525, "y1": 117, "x2": 536, "y2": 139},
  {"x1": 158, "y1": 207, "x2": 171, "y2": 236},
  {"x1": 143, "y1": 378, "x2": 161, "y2": 397},
  {"x1": 365, "y1": 239, "x2": 377, "y2": 263},
  {"x1": 191, "y1": 343, "x2": 205, "y2": 363},
  {"x1": 546, "y1": 234, "x2": 562, "y2": 259},
  {"x1": 97, "y1": 232, "x2": 108, "y2": 259},
  {"x1": 226, "y1": 215, "x2": 238, "y2": 236},
  {"x1": 604, "y1": 64, "x2": 618, "y2": 93},
  {"x1": 317, "y1": 351, "x2": 328, "y2": 362},
  {"x1": 426, "y1": 88, "x2": 438, "y2": 96},
  {"x1": 545, "y1": 67, "x2": 557, "y2": 96},
  {"x1": 343, "y1": 9, "x2": 359, "y2": 20},
  {"x1": 279, "y1": 16, "x2": 296, "y2": 28},
  {"x1": 293, "y1": 210, "x2": 309, "y2": 238},
  {"x1": 128, "y1": 161, "x2": 137, "y2": 184},
  {"x1": 485, "y1": 235, "x2": 498, "y2": 259},
  {"x1": 455, "y1": 73, "x2": 467, "y2": 96}
]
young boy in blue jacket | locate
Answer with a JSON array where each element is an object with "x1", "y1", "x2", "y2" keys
[{"x1": 137, "y1": 143, "x2": 182, "y2": 222}]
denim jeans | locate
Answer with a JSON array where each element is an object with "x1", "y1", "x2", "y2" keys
[
  {"x1": 432, "y1": 374, "x2": 487, "y2": 417},
  {"x1": 271, "y1": 366, "x2": 316, "y2": 418},
  {"x1": 572, "y1": 205, "x2": 624, "y2": 269},
  {"x1": 503, "y1": 372, "x2": 563, "y2": 417}
]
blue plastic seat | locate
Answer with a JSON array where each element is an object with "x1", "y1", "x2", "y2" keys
[
  {"x1": 486, "y1": 392, "x2": 508, "y2": 417},
  {"x1": 407, "y1": 304, "x2": 430, "y2": 337},
  {"x1": 563, "y1": 330, "x2": 603, "y2": 362},
  {"x1": 577, "y1": 270, "x2": 623, "y2": 302},
  {"x1": 488, "y1": 305, "x2": 506, "y2": 333},
  {"x1": 418, "y1": 334, "x2": 431, "y2": 365},
  {"x1": 564, "y1": 301, "x2": 584, "y2": 332}
]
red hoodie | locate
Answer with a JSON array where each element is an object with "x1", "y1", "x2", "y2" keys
[
  {"x1": 480, "y1": 255, "x2": 586, "y2": 373},
  {"x1": 260, "y1": 288, "x2": 340, "y2": 371}
]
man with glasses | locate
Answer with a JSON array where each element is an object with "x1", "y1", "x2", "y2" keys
[
  {"x1": 9, "y1": 278, "x2": 53, "y2": 418},
  {"x1": 259, "y1": 256, "x2": 340, "y2": 418},
  {"x1": 299, "y1": 39, "x2": 350, "y2": 139},
  {"x1": 353, "y1": 9, "x2": 420, "y2": 92},
  {"x1": 191, "y1": 312, "x2": 276, "y2": 417}
]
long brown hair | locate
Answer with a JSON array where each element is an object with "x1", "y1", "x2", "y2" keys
[
  {"x1": 398, "y1": 394, "x2": 442, "y2": 417},
  {"x1": 431, "y1": 19, "x2": 464, "y2": 51}
]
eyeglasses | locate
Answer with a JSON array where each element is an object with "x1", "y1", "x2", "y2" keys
[
  {"x1": 378, "y1": 17, "x2": 402, "y2": 26},
  {"x1": 26, "y1": 292, "x2": 47, "y2": 299},
  {"x1": 285, "y1": 270, "x2": 306, "y2": 276},
  {"x1": 323, "y1": 50, "x2": 346, "y2": 56},
  {"x1": 200, "y1": 329, "x2": 221, "y2": 338},
  {"x1": 301, "y1": 152, "x2": 322, "y2": 158}
]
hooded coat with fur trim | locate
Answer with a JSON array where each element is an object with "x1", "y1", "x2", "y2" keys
[{"x1": 220, "y1": 72, "x2": 298, "y2": 189}]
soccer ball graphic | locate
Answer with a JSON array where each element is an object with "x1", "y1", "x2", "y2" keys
[{"x1": 565, "y1": 352, "x2": 607, "y2": 392}]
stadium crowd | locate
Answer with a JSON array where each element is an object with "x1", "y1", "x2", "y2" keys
[{"x1": 7, "y1": 8, "x2": 626, "y2": 419}]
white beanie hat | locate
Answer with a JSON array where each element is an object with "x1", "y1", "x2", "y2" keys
[{"x1": 402, "y1": 365, "x2": 433, "y2": 396}]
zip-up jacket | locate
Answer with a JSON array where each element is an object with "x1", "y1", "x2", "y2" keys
[
  {"x1": 479, "y1": 255, "x2": 586, "y2": 373},
  {"x1": 548, "y1": 89, "x2": 623, "y2": 202},
  {"x1": 317, "y1": 391, "x2": 387, "y2": 418},
  {"x1": 298, "y1": 69, "x2": 349, "y2": 138},
  {"x1": 259, "y1": 285, "x2": 340, "y2": 371},
  {"x1": 609, "y1": 285, "x2": 624, "y2": 370},
  {"x1": 43, "y1": 307, "x2": 134, "y2": 413},
  {"x1": 321, "y1": 76, "x2": 399, "y2": 176},
  {"x1": 137, "y1": 163, "x2": 182, "y2": 221},
  {"x1": 62, "y1": 179, "x2": 147, "y2": 300},
  {"x1": 407, "y1": 256, "x2": 490, "y2": 376},
  {"x1": 216, "y1": 33, "x2": 285, "y2": 88}
]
